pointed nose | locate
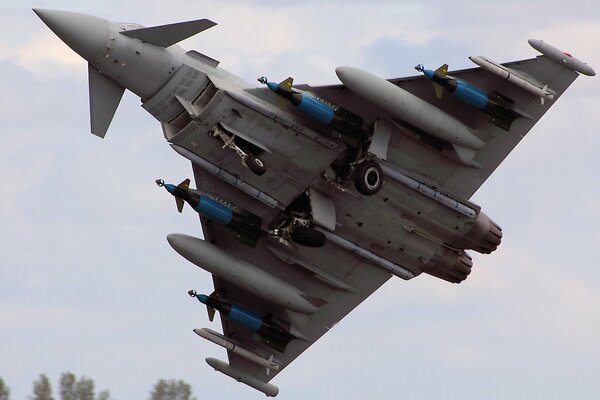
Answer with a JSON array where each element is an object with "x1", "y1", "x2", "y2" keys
[{"x1": 33, "y1": 9, "x2": 109, "y2": 62}]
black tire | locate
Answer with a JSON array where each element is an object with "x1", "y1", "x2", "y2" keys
[
  {"x1": 245, "y1": 153, "x2": 266, "y2": 176},
  {"x1": 291, "y1": 227, "x2": 326, "y2": 248},
  {"x1": 353, "y1": 160, "x2": 383, "y2": 195}
]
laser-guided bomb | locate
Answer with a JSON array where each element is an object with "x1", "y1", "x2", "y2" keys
[
  {"x1": 188, "y1": 290, "x2": 299, "y2": 352},
  {"x1": 259, "y1": 76, "x2": 369, "y2": 142},
  {"x1": 156, "y1": 178, "x2": 264, "y2": 246},
  {"x1": 193, "y1": 328, "x2": 281, "y2": 374},
  {"x1": 415, "y1": 64, "x2": 531, "y2": 130}
]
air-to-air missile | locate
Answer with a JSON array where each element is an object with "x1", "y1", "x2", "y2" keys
[
  {"x1": 206, "y1": 357, "x2": 279, "y2": 397},
  {"x1": 188, "y1": 290, "x2": 302, "y2": 352},
  {"x1": 167, "y1": 233, "x2": 323, "y2": 315},
  {"x1": 193, "y1": 328, "x2": 281, "y2": 374},
  {"x1": 468, "y1": 55, "x2": 557, "y2": 105},
  {"x1": 335, "y1": 66, "x2": 484, "y2": 166},
  {"x1": 414, "y1": 64, "x2": 532, "y2": 130},
  {"x1": 156, "y1": 178, "x2": 264, "y2": 247},
  {"x1": 258, "y1": 76, "x2": 369, "y2": 142}
]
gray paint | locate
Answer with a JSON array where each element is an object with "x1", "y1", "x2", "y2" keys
[
  {"x1": 167, "y1": 234, "x2": 319, "y2": 314},
  {"x1": 32, "y1": 8, "x2": 595, "y2": 397}
]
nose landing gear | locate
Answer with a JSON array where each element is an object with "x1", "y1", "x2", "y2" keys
[{"x1": 209, "y1": 124, "x2": 266, "y2": 176}]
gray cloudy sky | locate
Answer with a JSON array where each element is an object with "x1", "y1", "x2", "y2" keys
[{"x1": 2, "y1": 1, "x2": 600, "y2": 399}]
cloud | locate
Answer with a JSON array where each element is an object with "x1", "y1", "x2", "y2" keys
[{"x1": 0, "y1": 32, "x2": 85, "y2": 80}]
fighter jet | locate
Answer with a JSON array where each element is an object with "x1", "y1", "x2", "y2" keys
[{"x1": 35, "y1": 9, "x2": 594, "y2": 397}]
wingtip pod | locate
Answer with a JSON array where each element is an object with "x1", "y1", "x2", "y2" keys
[{"x1": 528, "y1": 39, "x2": 596, "y2": 76}]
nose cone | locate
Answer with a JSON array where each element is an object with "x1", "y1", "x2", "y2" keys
[
  {"x1": 196, "y1": 294, "x2": 209, "y2": 304},
  {"x1": 164, "y1": 183, "x2": 177, "y2": 194},
  {"x1": 33, "y1": 9, "x2": 109, "y2": 62}
]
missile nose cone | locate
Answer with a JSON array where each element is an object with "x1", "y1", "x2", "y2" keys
[
  {"x1": 197, "y1": 294, "x2": 209, "y2": 304},
  {"x1": 33, "y1": 9, "x2": 109, "y2": 63},
  {"x1": 164, "y1": 183, "x2": 177, "y2": 194},
  {"x1": 528, "y1": 38, "x2": 542, "y2": 48},
  {"x1": 266, "y1": 81, "x2": 278, "y2": 91}
]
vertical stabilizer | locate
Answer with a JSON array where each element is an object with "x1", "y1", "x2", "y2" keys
[{"x1": 88, "y1": 64, "x2": 125, "y2": 138}]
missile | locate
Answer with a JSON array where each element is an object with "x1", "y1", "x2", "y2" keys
[
  {"x1": 528, "y1": 39, "x2": 595, "y2": 77},
  {"x1": 193, "y1": 328, "x2": 280, "y2": 374},
  {"x1": 415, "y1": 64, "x2": 531, "y2": 130},
  {"x1": 188, "y1": 290, "x2": 297, "y2": 352},
  {"x1": 206, "y1": 357, "x2": 279, "y2": 397},
  {"x1": 469, "y1": 55, "x2": 556, "y2": 104},
  {"x1": 156, "y1": 178, "x2": 264, "y2": 247},
  {"x1": 167, "y1": 233, "x2": 322, "y2": 315},
  {"x1": 335, "y1": 66, "x2": 484, "y2": 165},
  {"x1": 258, "y1": 76, "x2": 369, "y2": 141}
]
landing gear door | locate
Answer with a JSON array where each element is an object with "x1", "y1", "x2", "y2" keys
[
  {"x1": 368, "y1": 118, "x2": 393, "y2": 161},
  {"x1": 308, "y1": 189, "x2": 336, "y2": 231}
]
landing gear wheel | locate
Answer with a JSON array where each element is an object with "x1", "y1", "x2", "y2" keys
[
  {"x1": 245, "y1": 153, "x2": 266, "y2": 176},
  {"x1": 291, "y1": 227, "x2": 326, "y2": 248},
  {"x1": 354, "y1": 160, "x2": 383, "y2": 195}
]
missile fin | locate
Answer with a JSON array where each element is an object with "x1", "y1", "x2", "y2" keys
[
  {"x1": 433, "y1": 82, "x2": 444, "y2": 99},
  {"x1": 540, "y1": 85, "x2": 547, "y2": 105},
  {"x1": 174, "y1": 178, "x2": 190, "y2": 212},
  {"x1": 175, "y1": 197, "x2": 185, "y2": 213},
  {"x1": 435, "y1": 64, "x2": 448, "y2": 77},
  {"x1": 266, "y1": 355, "x2": 274, "y2": 375},
  {"x1": 433, "y1": 64, "x2": 448, "y2": 98},
  {"x1": 278, "y1": 77, "x2": 294, "y2": 92},
  {"x1": 207, "y1": 306, "x2": 216, "y2": 322},
  {"x1": 177, "y1": 178, "x2": 191, "y2": 190}
]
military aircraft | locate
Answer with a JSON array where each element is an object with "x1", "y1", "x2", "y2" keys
[{"x1": 35, "y1": 9, "x2": 594, "y2": 397}]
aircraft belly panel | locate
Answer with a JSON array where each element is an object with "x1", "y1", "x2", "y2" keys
[
  {"x1": 310, "y1": 176, "x2": 476, "y2": 275},
  {"x1": 169, "y1": 93, "x2": 343, "y2": 207}
]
